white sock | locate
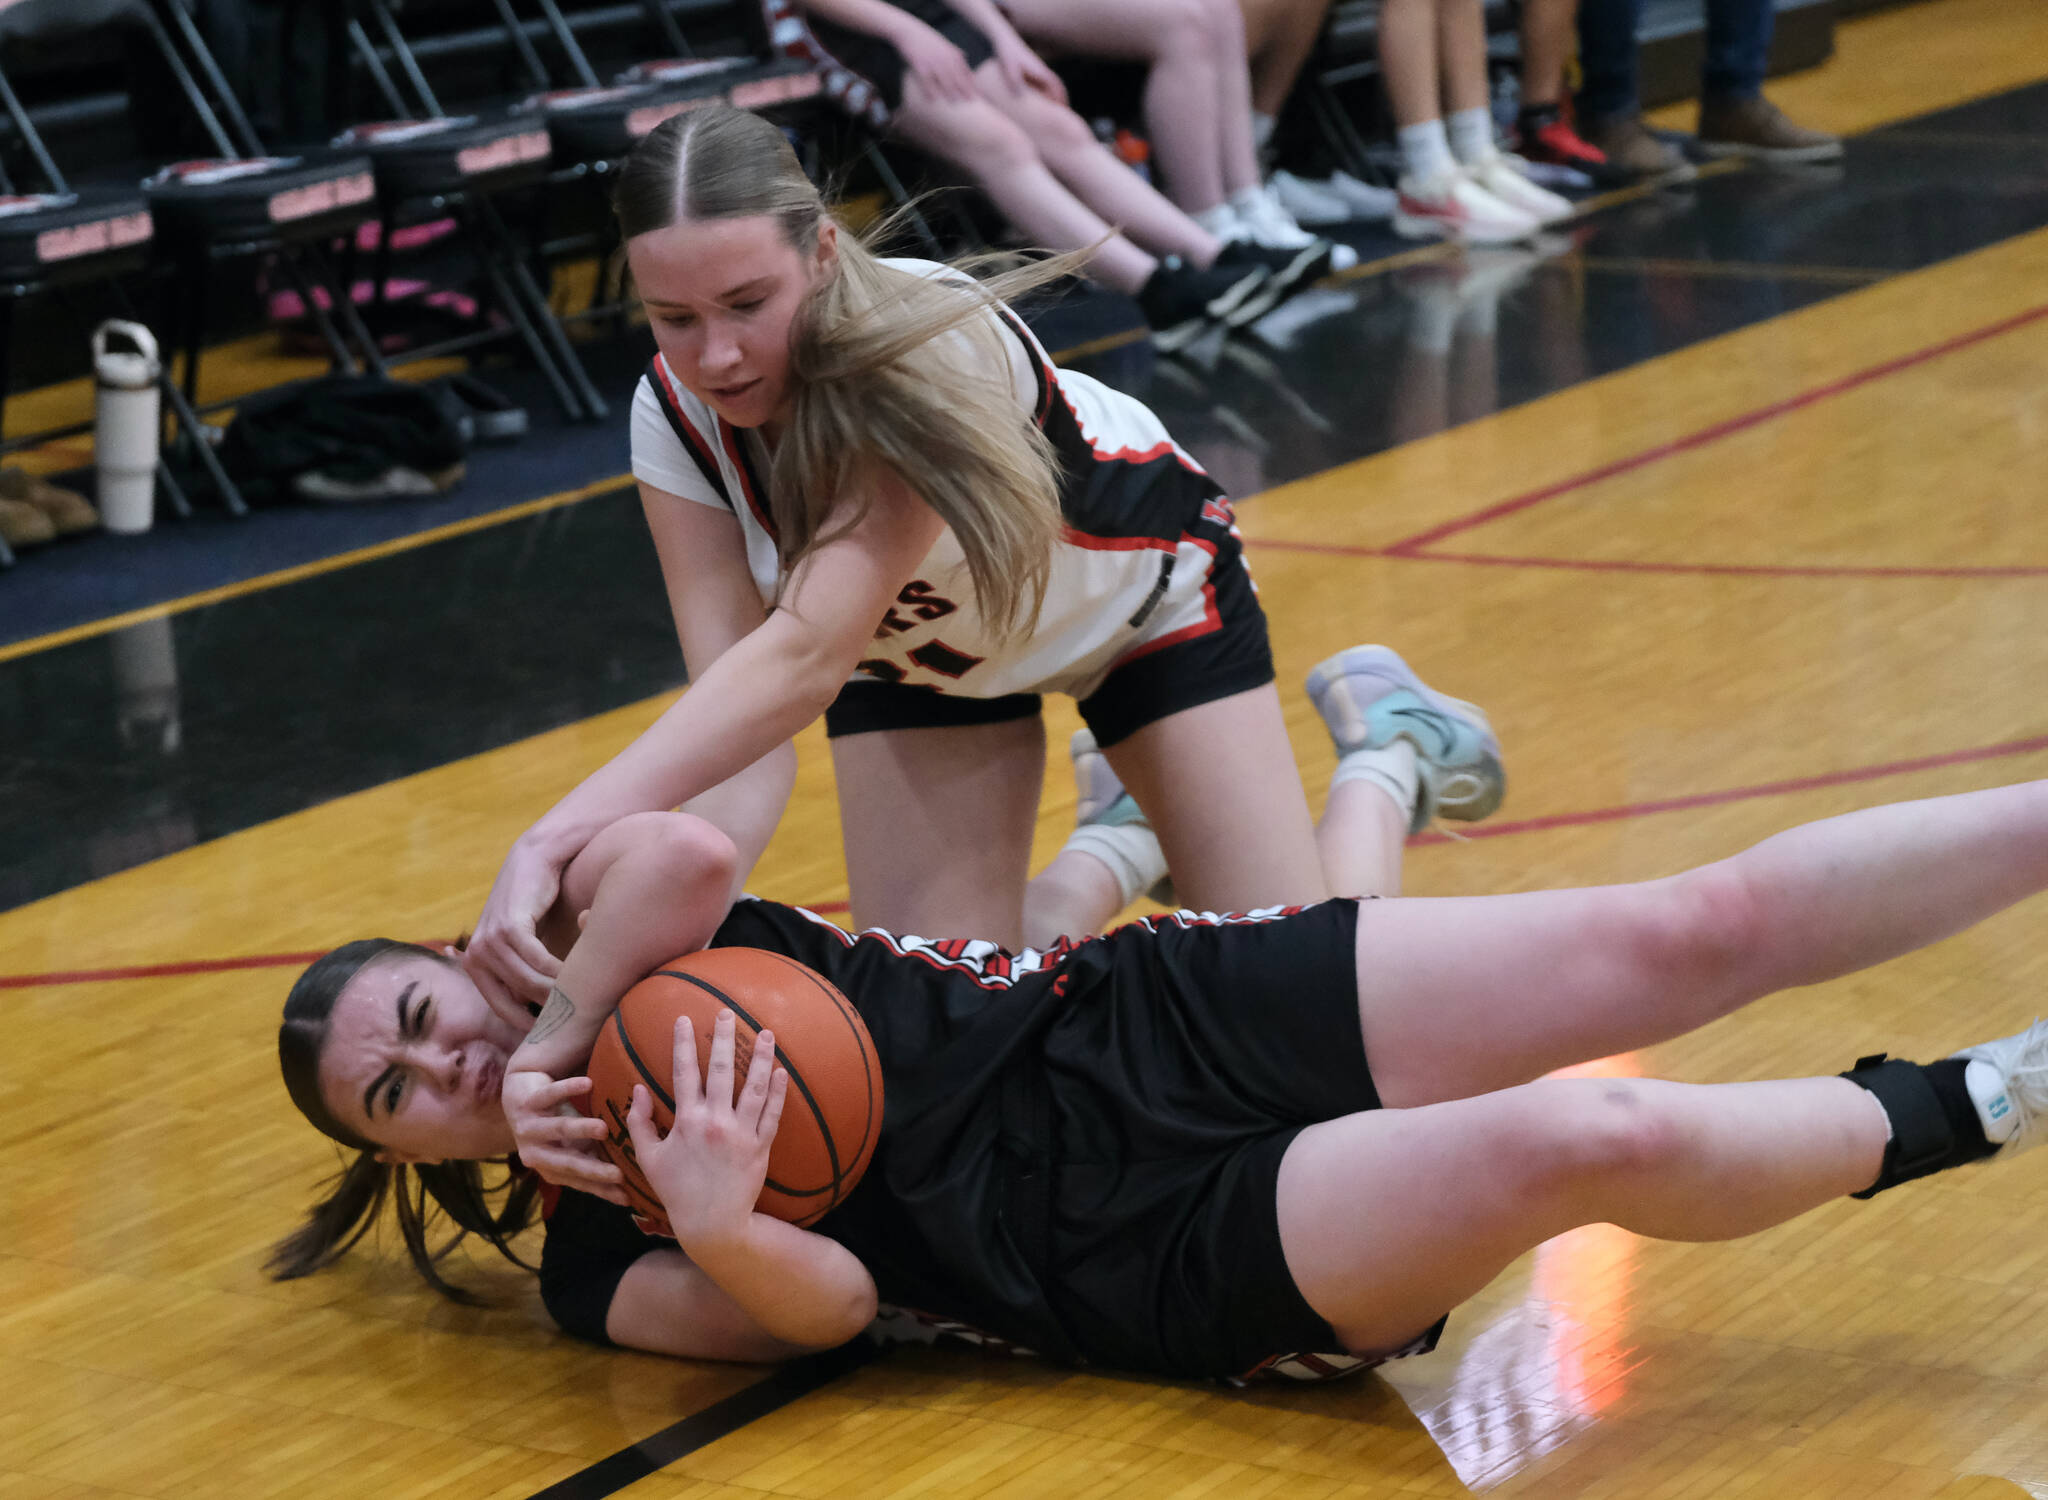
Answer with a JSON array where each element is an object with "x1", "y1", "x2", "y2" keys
[
  {"x1": 1398, "y1": 118, "x2": 1458, "y2": 183},
  {"x1": 1193, "y1": 202, "x2": 1241, "y2": 240},
  {"x1": 1064, "y1": 822, "x2": 1169, "y2": 909},
  {"x1": 1251, "y1": 110, "x2": 1277, "y2": 153},
  {"x1": 1964, "y1": 1057, "x2": 2021, "y2": 1145},
  {"x1": 1331, "y1": 742, "x2": 1420, "y2": 827},
  {"x1": 1447, "y1": 106, "x2": 1497, "y2": 165}
]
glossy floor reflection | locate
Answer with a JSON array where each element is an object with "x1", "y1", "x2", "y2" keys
[
  {"x1": 9, "y1": 83, "x2": 2048, "y2": 913},
  {"x1": 4, "y1": 19, "x2": 2048, "y2": 1500}
]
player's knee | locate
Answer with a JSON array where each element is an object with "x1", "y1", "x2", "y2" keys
[
  {"x1": 1157, "y1": 0, "x2": 1223, "y2": 53},
  {"x1": 1036, "y1": 103, "x2": 1098, "y2": 158},
  {"x1": 1518, "y1": 1080, "x2": 1682, "y2": 1199},
  {"x1": 1635, "y1": 863, "x2": 1765, "y2": 993}
]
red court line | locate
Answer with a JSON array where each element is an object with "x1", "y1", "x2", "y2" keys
[
  {"x1": 1380, "y1": 301, "x2": 2048, "y2": 556},
  {"x1": 1245, "y1": 537, "x2": 2048, "y2": 579},
  {"x1": 9, "y1": 735, "x2": 2048, "y2": 990},
  {"x1": 1409, "y1": 733, "x2": 2048, "y2": 846}
]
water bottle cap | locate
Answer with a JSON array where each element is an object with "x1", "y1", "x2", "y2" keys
[{"x1": 93, "y1": 319, "x2": 161, "y2": 389}]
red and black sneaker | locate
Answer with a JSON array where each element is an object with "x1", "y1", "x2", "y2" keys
[{"x1": 1515, "y1": 106, "x2": 1634, "y2": 187}]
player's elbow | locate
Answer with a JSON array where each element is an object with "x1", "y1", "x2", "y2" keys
[{"x1": 650, "y1": 813, "x2": 740, "y2": 900}]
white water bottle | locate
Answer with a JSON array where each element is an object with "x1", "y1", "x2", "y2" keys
[{"x1": 93, "y1": 320, "x2": 162, "y2": 535}]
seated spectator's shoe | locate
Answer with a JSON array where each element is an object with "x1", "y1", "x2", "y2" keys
[
  {"x1": 1464, "y1": 152, "x2": 1577, "y2": 225},
  {"x1": 1138, "y1": 255, "x2": 1273, "y2": 352},
  {"x1": 0, "y1": 468, "x2": 98, "y2": 536},
  {"x1": 1696, "y1": 93, "x2": 1843, "y2": 164},
  {"x1": 1267, "y1": 169, "x2": 1358, "y2": 228},
  {"x1": 1306, "y1": 644, "x2": 1505, "y2": 832},
  {"x1": 1322, "y1": 170, "x2": 1399, "y2": 221},
  {"x1": 1580, "y1": 113, "x2": 1697, "y2": 181},
  {"x1": 1215, "y1": 237, "x2": 1341, "y2": 321},
  {"x1": 1069, "y1": 729, "x2": 1176, "y2": 906},
  {"x1": 0, "y1": 496, "x2": 56, "y2": 549},
  {"x1": 1515, "y1": 111, "x2": 1633, "y2": 188},
  {"x1": 1393, "y1": 170, "x2": 1539, "y2": 245},
  {"x1": 1952, "y1": 1019, "x2": 2048, "y2": 1156},
  {"x1": 1234, "y1": 186, "x2": 1360, "y2": 269}
]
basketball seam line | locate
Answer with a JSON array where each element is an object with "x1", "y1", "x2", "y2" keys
[
  {"x1": 654, "y1": 968, "x2": 848, "y2": 1198},
  {"x1": 759, "y1": 950, "x2": 880, "y2": 1169}
]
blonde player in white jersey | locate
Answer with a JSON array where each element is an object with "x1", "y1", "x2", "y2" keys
[{"x1": 463, "y1": 104, "x2": 1506, "y2": 1021}]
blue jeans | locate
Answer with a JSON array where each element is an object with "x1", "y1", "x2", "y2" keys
[{"x1": 1576, "y1": 0, "x2": 1777, "y2": 119}]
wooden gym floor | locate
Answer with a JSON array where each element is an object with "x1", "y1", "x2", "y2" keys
[{"x1": 4, "y1": 0, "x2": 2048, "y2": 1493}]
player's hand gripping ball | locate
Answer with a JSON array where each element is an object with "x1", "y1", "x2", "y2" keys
[{"x1": 581, "y1": 948, "x2": 883, "y2": 1233}]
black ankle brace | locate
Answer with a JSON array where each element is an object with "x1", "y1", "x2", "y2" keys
[{"x1": 1839, "y1": 1055, "x2": 1997, "y2": 1198}]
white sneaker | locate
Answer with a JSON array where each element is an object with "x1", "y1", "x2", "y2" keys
[
  {"x1": 1324, "y1": 170, "x2": 1399, "y2": 221},
  {"x1": 1952, "y1": 1019, "x2": 2048, "y2": 1157},
  {"x1": 1236, "y1": 184, "x2": 1318, "y2": 250},
  {"x1": 1465, "y1": 152, "x2": 1576, "y2": 225},
  {"x1": 1392, "y1": 170, "x2": 1540, "y2": 245},
  {"x1": 1305, "y1": 645, "x2": 1505, "y2": 832},
  {"x1": 1268, "y1": 169, "x2": 1357, "y2": 228}
]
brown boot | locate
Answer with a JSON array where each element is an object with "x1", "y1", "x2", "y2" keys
[
  {"x1": 0, "y1": 495, "x2": 56, "y2": 548},
  {"x1": 1697, "y1": 93, "x2": 1843, "y2": 164},
  {"x1": 0, "y1": 467, "x2": 99, "y2": 535},
  {"x1": 1579, "y1": 113, "x2": 1698, "y2": 182}
]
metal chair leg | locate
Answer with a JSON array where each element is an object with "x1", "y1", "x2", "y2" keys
[{"x1": 478, "y1": 199, "x2": 607, "y2": 421}]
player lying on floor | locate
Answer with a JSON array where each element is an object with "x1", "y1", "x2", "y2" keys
[{"x1": 275, "y1": 784, "x2": 2048, "y2": 1382}]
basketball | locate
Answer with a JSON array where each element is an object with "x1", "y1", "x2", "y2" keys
[{"x1": 581, "y1": 947, "x2": 884, "y2": 1232}]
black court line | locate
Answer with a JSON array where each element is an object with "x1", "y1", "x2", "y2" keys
[{"x1": 525, "y1": 1341, "x2": 881, "y2": 1500}]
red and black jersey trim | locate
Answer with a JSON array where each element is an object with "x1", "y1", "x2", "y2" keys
[
  {"x1": 987, "y1": 301, "x2": 1228, "y2": 550},
  {"x1": 718, "y1": 414, "x2": 781, "y2": 544},
  {"x1": 647, "y1": 356, "x2": 734, "y2": 512}
]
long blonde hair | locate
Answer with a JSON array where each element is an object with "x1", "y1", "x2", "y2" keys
[{"x1": 615, "y1": 106, "x2": 1079, "y2": 636}]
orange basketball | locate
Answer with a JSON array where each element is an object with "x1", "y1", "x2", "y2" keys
[{"x1": 581, "y1": 947, "x2": 883, "y2": 1232}]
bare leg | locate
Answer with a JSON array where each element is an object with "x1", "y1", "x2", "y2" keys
[
  {"x1": 832, "y1": 717, "x2": 1045, "y2": 948},
  {"x1": 986, "y1": 73, "x2": 1226, "y2": 265},
  {"x1": 1241, "y1": 0, "x2": 1331, "y2": 118},
  {"x1": 1023, "y1": 849, "x2": 1127, "y2": 947},
  {"x1": 1002, "y1": 0, "x2": 1237, "y2": 212},
  {"x1": 1355, "y1": 780, "x2": 2048, "y2": 1110},
  {"x1": 889, "y1": 87, "x2": 1159, "y2": 293},
  {"x1": 1318, "y1": 779, "x2": 1410, "y2": 898},
  {"x1": 1277, "y1": 1073, "x2": 1889, "y2": 1351},
  {"x1": 1107, "y1": 685, "x2": 1331, "y2": 913},
  {"x1": 1377, "y1": 0, "x2": 1443, "y2": 127},
  {"x1": 1436, "y1": 0, "x2": 1493, "y2": 116},
  {"x1": 1519, "y1": 0, "x2": 1578, "y2": 106}
]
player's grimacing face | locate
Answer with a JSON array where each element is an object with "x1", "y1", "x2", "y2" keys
[
  {"x1": 317, "y1": 955, "x2": 526, "y2": 1163},
  {"x1": 629, "y1": 213, "x2": 835, "y2": 431}
]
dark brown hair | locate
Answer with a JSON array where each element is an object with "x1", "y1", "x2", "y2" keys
[{"x1": 269, "y1": 939, "x2": 541, "y2": 1302}]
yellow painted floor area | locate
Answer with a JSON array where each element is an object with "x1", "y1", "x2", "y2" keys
[{"x1": 6, "y1": 2, "x2": 2048, "y2": 1496}]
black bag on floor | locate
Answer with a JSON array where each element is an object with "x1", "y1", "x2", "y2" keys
[{"x1": 218, "y1": 374, "x2": 469, "y2": 505}]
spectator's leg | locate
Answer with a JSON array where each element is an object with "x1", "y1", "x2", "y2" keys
[
  {"x1": 1240, "y1": 0, "x2": 1328, "y2": 127},
  {"x1": 1004, "y1": 0, "x2": 1236, "y2": 213},
  {"x1": 981, "y1": 66, "x2": 1227, "y2": 265},
  {"x1": 889, "y1": 84, "x2": 1160, "y2": 292},
  {"x1": 1573, "y1": 0, "x2": 1640, "y2": 122},
  {"x1": 1702, "y1": 0, "x2": 1773, "y2": 103},
  {"x1": 1518, "y1": 0, "x2": 1576, "y2": 109},
  {"x1": 1695, "y1": 0, "x2": 1844, "y2": 162}
]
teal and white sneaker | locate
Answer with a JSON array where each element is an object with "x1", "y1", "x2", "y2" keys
[
  {"x1": 1305, "y1": 644, "x2": 1504, "y2": 834},
  {"x1": 1952, "y1": 1019, "x2": 2048, "y2": 1156},
  {"x1": 1070, "y1": 729, "x2": 1176, "y2": 906}
]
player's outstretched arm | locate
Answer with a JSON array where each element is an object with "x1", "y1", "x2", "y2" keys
[{"x1": 500, "y1": 812, "x2": 739, "y2": 1196}]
